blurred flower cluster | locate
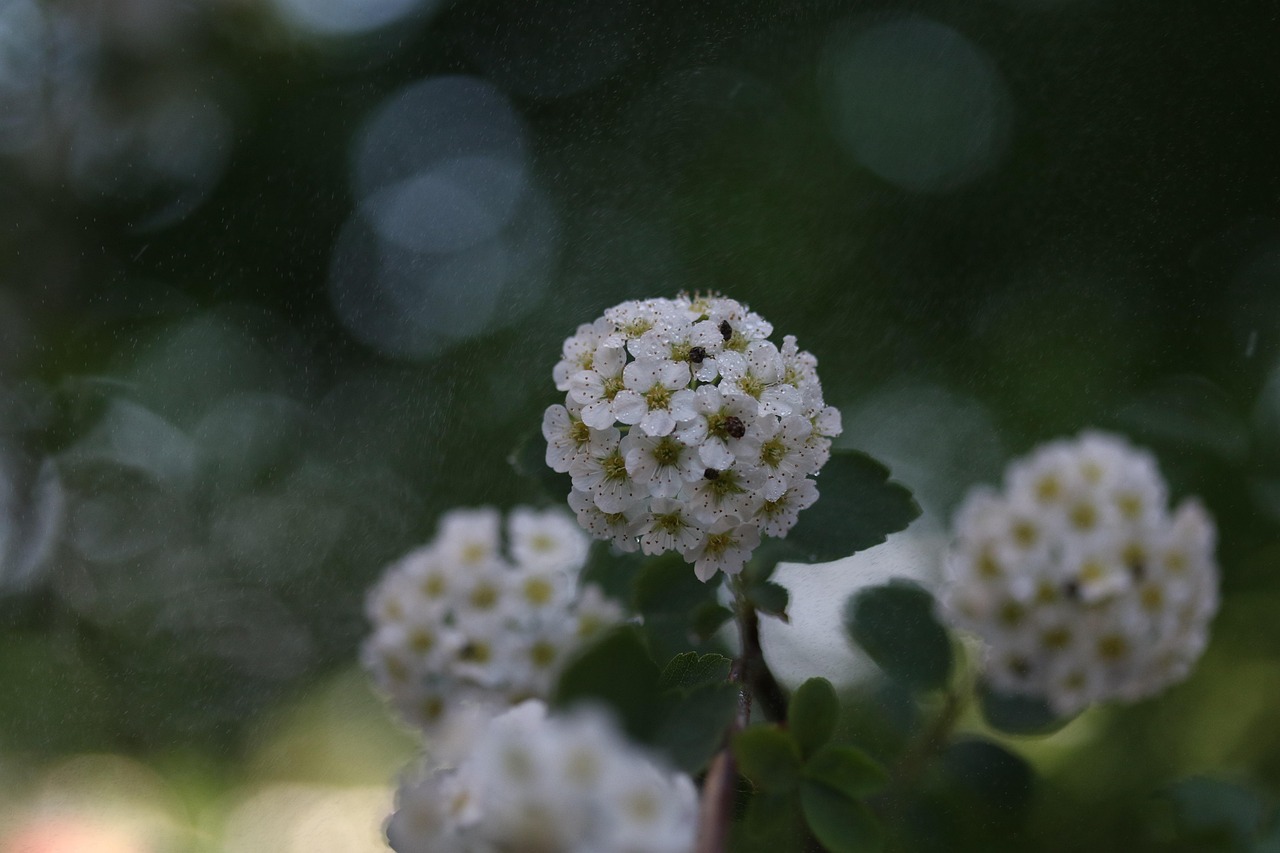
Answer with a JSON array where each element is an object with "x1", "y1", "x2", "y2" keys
[
  {"x1": 363, "y1": 506, "x2": 623, "y2": 731},
  {"x1": 941, "y1": 432, "x2": 1219, "y2": 715},
  {"x1": 386, "y1": 700, "x2": 698, "y2": 853}
]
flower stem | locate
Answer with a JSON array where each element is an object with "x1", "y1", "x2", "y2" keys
[{"x1": 695, "y1": 579, "x2": 789, "y2": 853}]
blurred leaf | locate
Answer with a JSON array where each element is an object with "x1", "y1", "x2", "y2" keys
[
  {"x1": 653, "y1": 682, "x2": 738, "y2": 774},
  {"x1": 580, "y1": 547, "x2": 640, "y2": 603},
  {"x1": 734, "y1": 726, "x2": 803, "y2": 793},
  {"x1": 788, "y1": 449, "x2": 920, "y2": 563},
  {"x1": 845, "y1": 580, "x2": 952, "y2": 691},
  {"x1": 800, "y1": 779, "x2": 884, "y2": 853},
  {"x1": 552, "y1": 625, "x2": 662, "y2": 741},
  {"x1": 977, "y1": 682, "x2": 1076, "y2": 736},
  {"x1": 633, "y1": 553, "x2": 724, "y2": 662},
  {"x1": 804, "y1": 744, "x2": 888, "y2": 799},
  {"x1": 691, "y1": 602, "x2": 734, "y2": 640},
  {"x1": 789, "y1": 677, "x2": 839, "y2": 757},
  {"x1": 1115, "y1": 375, "x2": 1248, "y2": 465},
  {"x1": 1162, "y1": 776, "x2": 1269, "y2": 849},
  {"x1": 939, "y1": 738, "x2": 1034, "y2": 814},
  {"x1": 659, "y1": 651, "x2": 732, "y2": 691},
  {"x1": 748, "y1": 580, "x2": 790, "y2": 621},
  {"x1": 733, "y1": 791, "x2": 806, "y2": 853},
  {"x1": 508, "y1": 430, "x2": 572, "y2": 501}
]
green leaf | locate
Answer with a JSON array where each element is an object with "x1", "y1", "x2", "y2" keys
[
  {"x1": 732, "y1": 791, "x2": 806, "y2": 853},
  {"x1": 977, "y1": 682, "x2": 1076, "y2": 736},
  {"x1": 939, "y1": 738, "x2": 1034, "y2": 813},
  {"x1": 1162, "y1": 776, "x2": 1268, "y2": 848},
  {"x1": 800, "y1": 780, "x2": 884, "y2": 853},
  {"x1": 845, "y1": 580, "x2": 952, "y2": 691},
  {"x1": 789, "y1": 677, "x2": 839, "y2": 757},
  {"x1": 788, "y1": 449, "x2": 920, "y2": 563},
  {"x1": 652, "y1": 682, "x2": 738, "y2": 774},
  {"x1": 803, "y1": 745, "x2": 888, "y2": 798},
  {"x1": 659, "y1": 652, "x2": 732, "y2": 691},
  {"x1": 632, "y1": 553, "x2": 724, "y2": 662},
  {"x1": 690, "y1": 602, "x2": 734, "y2": 640},
  {"x1": 748, "y1": 580, "x2": 790, "y2": 621},
  {"x1": 733, "y1": 726, "x2": 804, "y2": 793},
  {"x1": 552, "y1": 626, "x2": 663, "y2": 742},
  {"x1": 579, "y1": 548, "x2": 640, "y2": 604},
  {"x1": 508, "y1": 431, "x2": 572, "y2": 500}
]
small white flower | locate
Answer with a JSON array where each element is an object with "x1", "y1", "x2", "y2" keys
[
  {"x1": 623, "y1": 432, "x2": 704, "y2": 499},
  {"x1": 612, "y1": 358, "x2": 695, "y2": 437},
  {"x1": 676, "y1": 385, "x2": 761, "y2": 470},
  {"x1": 542, "y1": 401, "x2": 595, "y2": 474},
  {"x1": 569, "y1": 436, "x2": 646, "y2": 514},
  {"x1": 567, "y1": 487, "x2": 644, "y2": 552},
  {"x1": 569, "y1": 344, "x2": 628, "y2": 430},
  {"x1": 508, "y1": 506, "x2": 590, "y2": 574},
  {"x1": 685, "y1": 463, "x2": 766, "y2": 525},
  {"x1": 638, "y1": 497, "x2": 706, "y2": 555},
  {"x1": 754, "y1": 476, "x2": 819, "y2": 538},
  {"x1": 684, "y1": 515, "x2": 761, "y2": 581}
]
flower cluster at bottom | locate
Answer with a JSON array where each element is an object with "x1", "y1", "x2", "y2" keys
[
  {"x1": 386, "y1": 701, "x2": 699, "y2": 853},
  {"x1": 362, "y1": 506, "x2": 623, "y2": 731},
  {"x1": 941, "y1": 431, "x2": 1219, "y2": 716}
]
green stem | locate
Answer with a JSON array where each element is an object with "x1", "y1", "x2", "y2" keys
[
  {"x1": 882, "y1": 688, "x2": 966, "y2": 824},
  {"x1": 694, "y1": 578, "x2": 789, "y2": 853}
]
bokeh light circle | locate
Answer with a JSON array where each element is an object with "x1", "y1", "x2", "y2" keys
[{"x1": 820, "y1": 17, "x2": 1012, "y2": 192}]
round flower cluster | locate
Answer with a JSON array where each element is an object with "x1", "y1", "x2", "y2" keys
[
  {"x1": 544, "y1": 294, "x2": 842, "y2": 581},
  {"x1": 362, "y1": 507, "x2": 624, "y2": 731},
  {"x1": 941, "y1": 431, "x2": 1219, "y2": 716},
  {"x1": 386, "y1": 700, "x2": 698, "y2": 853}
]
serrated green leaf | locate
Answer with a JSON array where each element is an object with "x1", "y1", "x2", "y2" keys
[
  {"x1": 804, "y1": 745, "x2": 888, "y2": 798},
  {"x1": 748, "y1": 580, "x2": 789, "y2": 620},
  {"x1": 734, "y1": 726, "x2": 804, "y2": 793},
  {"x1": 652, "y1": 682, "x2": 738, "y2": 774},
  {"x1": 788, "y1": 449, "x2": 920, "y2": 563},
  {"x1": 789, "y1": 677, "x2": 839, "y2": 757},
  {"x1": 977, "y1": 682, "x2": 1076, "y2": 736},
  {"x1": 552, "y1": 626, "x2": 663, "y2": 741},
  {"x1": 509, "y1": 430, "x2": 572, "y2": 500},
  {"x1": 845, "y1": 580, "x2": 952, "y2": 691},
  {"x1": 800, "y1": 780, "x2": 884, "y2": 853},
  {"x1": 659, "y1": 652, "x2": 733, "y2": 691}
]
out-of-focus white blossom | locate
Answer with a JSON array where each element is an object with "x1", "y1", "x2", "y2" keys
[
  {"x1": 362, "y1": 507, "x2": 622, "y2": 731},
  {"x1": 386, "y1": 700, "x2": 697, "y2": 853},
  {"x1": 941, "y1": 431, "x2": 1219, "y2": 716},
  {"x1": 545, "y1": 294, "x2": 840, "y2": 581}
]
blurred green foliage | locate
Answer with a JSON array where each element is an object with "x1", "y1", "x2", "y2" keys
[{"x1": 1, "y1": 0, "x2": 1280, "y2": 850}]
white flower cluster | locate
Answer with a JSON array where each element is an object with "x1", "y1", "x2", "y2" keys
[
  {"x1": 941, "y1": 431, "x2": 1219, "y2": 716},
  {"x1": 387, "y1": 700, "x2": 698, "y2": 853},
  {"x1": 363, "y1": 507, "x2": 624, "y2": 731},
  {"x1": 544, "y1": 294, "x2": 842, "y2": 581}
]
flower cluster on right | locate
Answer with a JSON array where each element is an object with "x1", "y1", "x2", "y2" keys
[
  {"x1": 387, "y1": 701, "x2": 698, "y2": 853},
  {"x1": 941, "y1": 431, "x2": 1219, "y2": 715}
]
